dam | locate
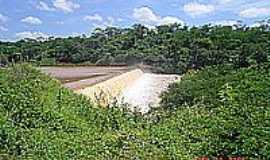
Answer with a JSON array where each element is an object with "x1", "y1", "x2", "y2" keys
[{"x1": 41, "y1": 66, "x2": 180, "y2": 113}]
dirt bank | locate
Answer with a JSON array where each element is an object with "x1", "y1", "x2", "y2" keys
[{"x1": 40, "y1": 66, "x2": 132, "y2": 89}]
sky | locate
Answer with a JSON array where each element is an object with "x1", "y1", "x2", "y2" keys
[{"x1": 0, "y1": 0, "x2": 269, "y2": 41}]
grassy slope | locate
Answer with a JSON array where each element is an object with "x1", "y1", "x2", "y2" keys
[{"x1": 0, "y1": 63, "x2": 269, "y2": 159}]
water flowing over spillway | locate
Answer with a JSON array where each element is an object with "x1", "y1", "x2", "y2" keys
[
  {"x1": 41, "y1": 67, "x2": 180, "y2": 113},
  {"x1": 119, "y1": 73, "x2": 180, "y2": 113}
]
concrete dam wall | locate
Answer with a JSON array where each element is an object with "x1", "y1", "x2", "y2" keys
[
  {"x1": 75, "y1": 69, "x2": 144, "y2": 106},
  {"x1": 42, "y1": 66, "x2": 180, "y2": 112}
]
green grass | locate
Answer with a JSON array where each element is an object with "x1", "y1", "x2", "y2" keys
[{"x1": 0, "y1": 63, "x2": 269, "y2": 159}]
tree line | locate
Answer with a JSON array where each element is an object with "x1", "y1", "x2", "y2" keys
[{"x1": 0, "y1": 20, "x2": 269, "y2": 73}]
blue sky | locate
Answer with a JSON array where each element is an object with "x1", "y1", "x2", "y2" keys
[{"x1": 0, "y1": 0, "x2": 269, "y2": 41}]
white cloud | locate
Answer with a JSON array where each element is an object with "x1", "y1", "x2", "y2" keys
[
  {"x1": 84, "y1": 14, "x2": 103, "y2": 22},
  {"x1": 21, "y1": 16, "x2": 42, "y2": 25},
  {"x1": 219, "y1": 0, "x2": 233, "y2": 4},
  {"x1": 239, "y1": 7, "x2": 270, "y2": 18},
  {"x1": 183, "y1": 2, "x2": 215, "y2": 16},
  {"x1": 15, "y1": 31, "x2": 49, "y2": 40},
  {"x1": 133, "y1": 7, "x2": 160, "y2": 23},
  {"x1": 159, "y1": 16, "x2": 183, "y2": 25},
  {"x1": 0, "y1": 14, "x2": 8, "y2": 23},
  {"x1": 117, "y1": 18, "x2": 123, "y2": 22},
  {"x1": 36, "y1": 1, "x2": 55, "y2": 11},
  {"x1": 92, "y1": 16, "x2": 116, "y2": 29},
  {"x1": 37, "y1": 1, "x2": 80, "y2": 13},
  {"x1": 84, "y1": 14, "x2": 117, "y2": 29},
  {"x1": 107, "y1": 16, "x2": 115, "y2": 25},
  {"x1": 53, "y1": 0, "x2": 80, "y2": 13},
  {"x1": 0, "y1": 26, "x2": 8, "y2": 32},
  {"x1": 214, "y1": 20, "x2": 238, "y2": 26},
  {"x1": 133, "y1": 6, "x2": 183, "y2": 26}
]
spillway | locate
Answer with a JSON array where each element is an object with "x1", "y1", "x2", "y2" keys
[
  {"x1": 75, "y1": 69, "x2": 180, "y2": 113},
  {"x1": 42, "y1": 67, "x2": 180, "y2": 113},
  {"x1": 75, "y1": 69, "x2": 144, "y2": 106},
  {"x1": 118, "y1": 73, "x2": 180, "y2": 113}
]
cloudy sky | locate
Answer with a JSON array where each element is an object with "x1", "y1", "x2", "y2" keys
[{"x1": 0, "y1": 0, "x2": 269, "y2": 41}]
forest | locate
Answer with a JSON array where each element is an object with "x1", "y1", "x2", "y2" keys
[
  {"x1": 0, "y1": 21, "x2": 270, "y2": 159},
  {"x1": 1, "y1": 21, "x2": 269, "y2": 73}
]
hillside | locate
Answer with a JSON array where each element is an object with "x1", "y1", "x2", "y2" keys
[
  {"x1": 1, "y1": 24, "x2": 269, "y2": 73},
  {"x1": 0, "y1": 63, "x2": 269, "y2": 159}
]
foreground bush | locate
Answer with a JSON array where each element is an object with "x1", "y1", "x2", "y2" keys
[
  {"x1": 0, "y1": 64, "x2": 151, "y2": 159},
  {"x1": 0, "y1": 64, "x2": 269, "y2": 159},
  {"x1": 160, "y1": 63, "x2": 270, "y2": 159}
]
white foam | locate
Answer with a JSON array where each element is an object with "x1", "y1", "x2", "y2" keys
[{"x1": 119, "y1": 73, "x2": 180, "y2": 113}]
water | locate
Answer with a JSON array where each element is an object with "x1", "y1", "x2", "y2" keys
[{"x1": 119, "y1": 73, "x2": 180, "y2": 113}]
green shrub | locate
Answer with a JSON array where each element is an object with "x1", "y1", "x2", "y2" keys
[
  {"x1": 0, "y1": 64, "x2": 148, "y2": 159},
  {"x1": 0, "y1": 64, "x2": 269, "y2": 159},
  {"x1": 160, "y1": 63, "x2": 270, "y2": 159}
]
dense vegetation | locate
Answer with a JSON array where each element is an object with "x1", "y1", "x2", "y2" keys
[
  {"x1": 0, "y1": 64, "x2": 147, "y2": 159},
  {"x1": 1, "y1": 21, "x2": 270, "y2": 73},
  {"x1": 0, "y1": 63, "x2": 269, "y2": 159},
  {"x1": 1, "y1": 21, "x2": 269, "y2": 159},
  {"x1": 160, "y1": 63, "x2": 270, "y2": 159}
]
